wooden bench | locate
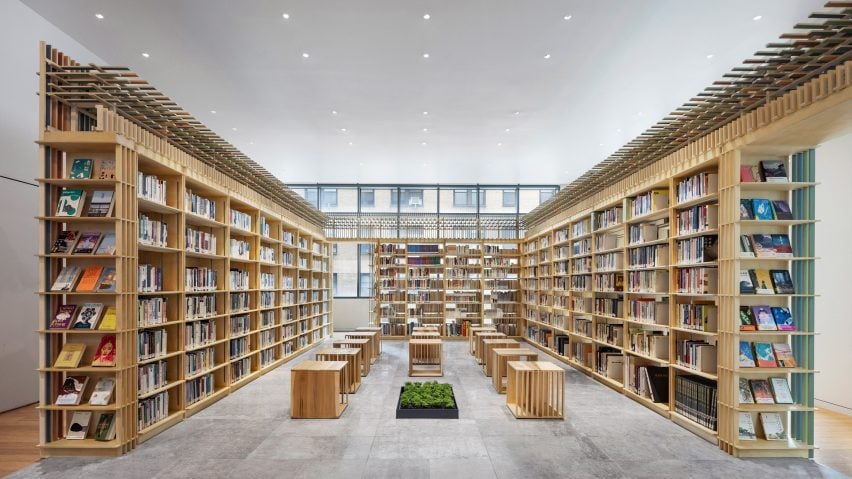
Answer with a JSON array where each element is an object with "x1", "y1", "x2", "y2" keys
[
  {"x1": 506, "y1": 361, "x2": 565, "y2": 419},
  {"x1": 291, "y1": 360, "x2": 348, "y2": 419},
  {"x1": 491, "y1": 349, "x2": 539, "y2": 394},
  {"x1": 315, "y1": 348, "x2": 361, "y2": 394},
  {"x1": 409, "y1": 339, "x2": 443, "y2": 377}
]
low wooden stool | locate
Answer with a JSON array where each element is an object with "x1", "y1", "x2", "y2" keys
[
  {"x1": 291, "y1": 360, "x2": 348, "y2": 418},
  {"x1": 506, "y1": 361, "x2": 565, "y2": 419},
  {"x1": 491, "y1": 349, "x2": 539, "y2": 394},
  {"x1": 475, "y1": 332, "x2": 506, "y2": 364},
  {"x1": 355, "y1": 326, "x2": 383, "y2": 356},
  {"x1": 411, "y1": 331, "x2": 441, "y2": 340},
  {"x1": 315, "y1": 348, "x2": 361, "y2": 393},
  {"x1": 332, "y1": 338, "x2": 370, "y2": 376},
  {"x1": 469, "y1": 326, "x2": 497, "y2": 355},
  {"x1": 481, "y1": 339, "x2": 519, "y2": 377},
  {"x1": 409, "y1": 339, "x2": 443, "y2": 377},
  {"x1": 345, "y1": 332, "x2": 379, "y2": 364}
]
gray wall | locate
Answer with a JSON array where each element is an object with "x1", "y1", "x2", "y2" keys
[
  {"x1": 332, "y1": 298, "x2": 372, "y2": 331},
  {"x1": 0, "y1": 1, "x2": 102, "y2": 412}
]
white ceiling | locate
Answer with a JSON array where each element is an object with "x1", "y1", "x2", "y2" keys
[{"x1": 22, "y1": 0, "x2": 824, "y2": 185}]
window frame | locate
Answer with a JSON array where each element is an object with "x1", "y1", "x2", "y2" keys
[{"x1": 502, "y1": 189, "x2": 517, "y2": 208}]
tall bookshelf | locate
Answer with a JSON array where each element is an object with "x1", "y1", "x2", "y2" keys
[
  {"x1": 373, "y1": 240, "x2": 520, "y2": 338},
  {"x1": 36, "y1": 47, "x2": 332, "y2": 457}
]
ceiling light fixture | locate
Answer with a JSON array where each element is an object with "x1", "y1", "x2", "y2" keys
[
  {"x1": 231, "y1": 127, "x2": 238, "y2": 131},
  {"x1": 706, "y1": 54, "x2": 714, "y2": 59},
  {"x1": 563, "y1": 15, "x2": 572, "y2": 20},
  {"x1": 210, "y1": 110, "x2": 217, "y2": 114},
  {"x1": 331, "y1": 110, "x2": 338, "y2": 115},
  {"x1": 282, "y1": 13, "x2": 290, "y2": 19},
  {"x1": 616, "y1": 128, "x2": 621, "y2": 133},
  {"x1": 504, "y1": 128, "x2": 511, "y2": 133},
  {"x1": 249, "y1": 141, "x2": 254, "y2": 145},
  {"x1": 359, "y1": 162, "x2": 364, "y2": 166},
  {"x1": 513, "y1": 111, "x2": 520, "y2": 115},
  {"x1": 753, "y1": 15, "x2": 762, "y2": 21},
  {"x1": 340, "y1": 128, "x2": 347, "y2": 132},
  {"x1": 141, "y1": 52, "x2": 150, "y2": 58},
  {"x1": 348, "y1": 142, "x2": 354, "y2": 146},
  {"x1": 422, "y1": 111, "x2": 429, "y2": 116},
  {"x1": 421, "y1": 142, "x2": 427, "y2": 146},
  {"x1": 423, "y1": 13, "x2": 431, "y2": 20},
  {"x1": 543, "y1": 53, "x2": 551, "y2": 59},
  {"x1": 302, "y1": 52, "x2": 310, "y2": 58},
  {"x1": 95, "y1": 13, "x2": 104, "y2": 19},
  {"x1": 422, "y1": 128, "x2": 429, "y2": 133},
  {"x1": 423, "y1": 53, "x2": 430, "y2": 59},
  {"x1": 497, "y1": 142, "x2": 503, "y2": 147}
]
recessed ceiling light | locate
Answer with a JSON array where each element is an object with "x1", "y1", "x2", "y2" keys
[
  {"x1": 141, "y1": 52, "x2": 150, "y2": 58},
  {"x1": 421, "y1": 142, "x2": 427, "y2": 146},
  {"x1": 637, "y1": 111, "x2": 643, "y2": 116},
  {"x1": 423, "y1": 53, "x2": 430, "y2": 59},
  {"x1": 422, "y1": 128, "x2": 429, "y2": 132},
  {"x1": 543, "y1": 53, "x2": 551, "y2": 59},
  {"x1": 232, "y1": 127, "x2": 238, "y2": 131},
  {"x1": 210, "y1": 110, "x2": 217, "y2": 114},
  {"x1": 422, "y1": 111, "x2": 429, "y2": 116},
  {"x1": 564, "y1": 170, "x2": 570, "y2": 174},
  {"x1": 504, "y1": 128, "x2": 511, "y2": 133},
  {"x1": 563, "y1": 15, "x2": 572, "y2": 20},
  {"x1": 423, "y1": 13, "x2": 431, "y2": 20},
  {"x1": 753, "y1": 15, "x2": 762, "y2": 21},
  {"x1": 616, "y1": 128, "x2": 621, "y2": 133},
  {"x1": 513, "y1": 111, "x2": 520, "y2": 115},
  {"x1": 599, "y1": 143, "x2": 604, "y2": 146},
  {"x1": 706, "y1": 54, "x2": 714, "y2": 59},
  {"x1": 282, "y1": 13, "x2": 290, "y2": 19},
  {"x1": 302, "y1": 52, "x2": 310, "y2": 58},
  {"x1": 249, "y1": 141, "x2": 254, "y2": 145},
  {"x1": 331, "y1": 110, "x2": 338, "y2": 115},
  {"x1": 348, "y1": 142, "x2": 354, "y2": 146},
  {"x1": 340, "y1": 128, "x2": 347, "y2": 132},
  {"x1": 359, "y1": 162, "x2": 364, "y2": 166},
  {"x1": 95, "y1": 13, "x2": 104, "y2": 19},
  {"x1": 497, "y1": 142, "x2": 503, "y2": 147}
]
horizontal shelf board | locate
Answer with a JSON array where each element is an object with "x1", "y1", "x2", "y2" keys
[
  {"x1": 626, "y1": 265, "x2": 669, "y2": 271},
  {"x1": 674, "y1": 193, "x2": 719, "y2": 210},
  {"x1": 185, "y1": 337, "x2": 229, "y2": 352},
  {"x1": 36, "y1": 178, "x2": 120, "y2": 187},
  {"x1": 137, "y1": 350, "x2": 183, "y2": 365},
  {"x1": 38, "y1": 216, "x2": 120, "y2": 223},
  {"x1": 185, "y1": 363, "x2": 228, "y2": 381},
  {"x1": 138, "y1": 243, "x2": 180, "y2": 254},
  {"x1": 229, "y1": 226, "x2": 258, "y2": 237},
  {"x1": 184, "y1": 213, "x2": 225, "y2": 228},
  {"x1": 628, "y1": 238, "x2": 671, "y2": 248},
  {"x1": 671, "y1": 327, "x2": 717, "y2": 336},
  {"x1": 670, "y1": 363, "x2": 718, "y2": 380},
  {"x1": 738, "y1": 220, "x2": 817, "y2": 226},
  {"x1": 669, "y1": 411, "x2": 718, "y2": 437},
  {"x1": 137, "y1": 380, "x2": 183, "y2": 400},
  {"x1": 727, "y1": 367, "x2": 816, "y2": 374},
  {"x1": 673, "y1": 229, "x2": 719, "y2": 240},
  {"x1": 593, "y1": 223, "x2": 625, "y2": 233},
  {"x1": 737, "y1": 181, "x2": 818, "y2": 191},
  {"x1": 627, "y1": 209, "x2": 669, "y2": 225},
  {"x1": 37, "y1": 404, "x2": 120, "y2": 411},
  {"x1": 624, "y1": 349, "x2": 669, "y2": 364},
  {"x1": 731, "y1": 438, "x2": 813, "y2": 451},
  {"x1": 138, "y1": 197, "x2": 181, "y2": 214},
  {"x1": 137, "y1": 411, "x2": 185, "y2": 437}
]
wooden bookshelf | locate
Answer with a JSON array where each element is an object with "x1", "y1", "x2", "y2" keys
[{"x1": 36, "y1": 45, "x2": 332, "y2": 457}]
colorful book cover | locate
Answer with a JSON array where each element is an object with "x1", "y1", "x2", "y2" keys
[
  {"x1": 750, "y1": 165, "x2": 762, "y2": 182},
  {"x1": 55, "y1": 188, "x2": 86, "y2": 217},
  {"x1": 739, "y1": 235, "x2": 755, "y2": 257},
  {"x1": 96, "y1": 158, "x2": 115, "y2": 179},
  {"x1": 51, "y1": 266, "x2": 82, "y2": 291},
  {"x1": 94, "y1": 413, "x2": 116, "y2": 441},
  {"x1": 740, "y1": 165, "x2": 755, "y2": 183},
  {"x1": 72, "y1": 232, "x2": 102, "y2": 254},
  {"x1": 72, "y1": 303, "x2": 104, "y2": 329},
  {"x1": 760, "y1": 160, "x2": 788, "y2": 183},
  {"x1": 53, "y1": 343, "x2": 86, "y2": 368},
  {"x1": 754, "y1": 342, "x2": 777, "y2": 367},
  {"x1": 750, "y1": 379, "x2": 775, "y2": 404},
  {"x1": 751, "y1": 199, "x2": 774, "y2": 220},
  {"x1": 69, "y1": 158, "x2": 93, "y2": 179},
  {"x1": 770, "y1": 378, "x2": 794, "y2": 404},
  {"x1": 55, "y1": 376, "x2": 89, "y2": 406},
  {"x1": 739, "y1": 199, "x2": 754, "y2": 220},
  {"x1": 88, "y1": 378, "x2": 116, "y2": 405},
  {"x1": 75, "y1": 266, "x2": 104, "y2": 292},
  {"x1": 97, "y1": 306, "x2": 117, "y2": 331},
  {"x1": 50, "y1": 231, "x2": 79, "y2": 254},
  {"x1": 739, "y1": 270, "x2": 755, "y2": 295},
  {"x1": 770, "y1": 269, "x2": 795, "y2": 294},
  {"x1": 738, "y1": 378, "x2": 755, "y2": 404},
  {"x1": 739, "y1": 341, "x2": 756, "y2": 367},
  {"x1": 752, "y1": 305, "x2": 777, "y2": 331},
  {"x1": 739, "y1": 412, "x2": 757, "y2": 440},
  {"x1": 759, "y1": 412, "x2": 786, "y2": 440},
  {"x1": 770, "y1": 234, "x2": 793, "y2": 257},
  {"x1": 92, "y1": 335, "x2": 117, "y2": 367},
  {"x1": 86, "y1": 190, "x2": 115, "y2": 217},
  {"x1": 749, "y1": 269, "x2": 774, "y2": 295},
  {"x1": 66, "y1": 411, "x2": 92, "y2": 440},
  {"x1": 49, "y1": 304, "x2": 77, "y2": 330},
  {"x1": 95, "y1": 233, "x2": 117, "y2": 255},
  {"x1": 750, "y1": 234, "x2": 775, "y2": 258},
  {"x1": 772, "y1": 343, "x2": 797, "y2": 368},
  {"x1": 96, "y1": 268, "x2": 117, "y2": 292},
  {"x1": 771, "y1": 307, "x2": 795, "y2": 331},
  {"x1": 772, "y1": 200, "x2": 793, "y2": 220},
  {"x1": 739, "y1": 306, "x2": 756, "y2": 331}
]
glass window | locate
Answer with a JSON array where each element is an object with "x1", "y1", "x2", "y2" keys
[
  {"x1": 360, "y1": 189, "x2": 375, "y2": 208},
  {"x1": 331, "y1": 242, "x2": 358, "y2": 297},
  {"x1": 298, "y1": 187, "x2": 319, "y2": 208},
  {"x1": 358, "y1": 243, "x2": 372, "y2": 256},
  {"x1": 539, "y1": 189, "x2": 555, "y2": 204},
  {"x1": 321, "y1": 188, "x2": 338, "y2": 208},
  {"x1": 503, "y1": 189, "x2": 517, "y2": 208},
  {"x1": 333, "y1": 273, "x2": 338, "y2": 296},
  {"x1": 359, "y1": 273, "x2": 372, "y2": 298},
  {"x1": 452, "y1": 189, "x2": 485, "y2": 208},
  {"x1": 391, "y1": 189, "x2": 425, "y2": 209},
  {"x1": 332, "y1": 244, "x2": 338, "y2": 256}
]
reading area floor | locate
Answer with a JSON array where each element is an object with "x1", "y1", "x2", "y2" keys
[{"x1": 8, "y1": 337, "x2": 850, "y2": 479}]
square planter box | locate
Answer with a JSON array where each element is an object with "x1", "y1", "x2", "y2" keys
[{"x1": 395, "y1": 386, "x2": 459, "y2": 419}]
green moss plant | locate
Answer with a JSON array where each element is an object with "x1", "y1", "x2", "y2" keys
[{"x1": 399, "y1": 381, "x2": 456, "y2": 409}]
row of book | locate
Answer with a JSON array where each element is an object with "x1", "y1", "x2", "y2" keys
[
  {"x1": 49, "y1": 303, "x2": 116, "y2": 330},
  {"x1": 55, "y1": 188, "x2": 115, "y2": 218},
  {"x1": 139, "y1": 214, "x2": 168, "y2": 248},
  {"x1": 138, "y1": 172, "x2": 168, "y2": 205},
  {"x1": 51, "y1": 265, "x2": 117, "y2": 292},
  {"x1": 740, "y1": 198, "x2": 793, "y2": 221},
  {"x1": 51, "y1": 230, "x2": 116, "y2": 255},
  {"x1": 739, "y1": 269, "x2": 794, "y2": 294},
  {"x1": 54, "y1": 337, "x2": 116, "y2": 368},
  {"x1": 67, "y1": 158, "x2": 115, "y2": 181},
  {"x1": 739, "y1": 341, "x2": 797, "y2": 368}
]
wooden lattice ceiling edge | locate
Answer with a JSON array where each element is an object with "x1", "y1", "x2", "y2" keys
[
  {"x1": 523, "y1": 1, "x2": 852, "y2": 230},
  {"x1": 40, "y1": 43, "x2": 326, "y2": 229}
]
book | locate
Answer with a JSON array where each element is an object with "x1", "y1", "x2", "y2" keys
[
  {"x1": 739, "y1": 199, "x2": 754, "y2": 220},
  {"x1": 92, "y1": 335, "x2": 116, "y2": 367},
  {"x1": 95, "y1": 233, "x2": 117, "y2": 255},
  {"x1": 50, "y1": 231, "x2": 79, "y2": 254},
  {"x1": 66, "y1": 411, "x2": 92, "y2": 440},
  {"x1": 750, "y1": 234, "x2": 775, "y2": 258},
  {"x1": 93, "y1": 413, "x2": 116, "y2": 441},
  {"x1": 54, "y1": 343, "x2": 86, "y2": 368},
  {"x1": 751, "y1": 199, "x2": 774, "y2": 220},
  {"x1": 739, "y1": 235, "x2": 755, "y2": 258},
  {"x1": 739, "y1": 270, "x2": 756, "y2": 295},
  {"x1": 49, "y1": 304, "x2": 78, "y2": 330},
  {"x1": 72, "y1": 303, "x2": 104, "y2": 330},
  {"x1": 738, "y1": 341, "x2": 756, "y2": 367},
  {"x1": 759, "y1": 412, "x2": 786, "y2": 440},
  {"x1": 754, "y1": 342, "x2": 777, "y2": 367},
  {"x1": 740, "y1": 165, "x2": 755, "y2": 183},
  {"x1": 770, "y1": 270, "x2": 795, "y2": 294},
  {"x1": 739, "y1": 412, "x2": 757, "y2": 440},
  {"x1": 72, "y1": 232, "x2": 103, "y2": 254},
  {"x1": 88, "y1": 377, "x2": 116, "y2": 405},
  {"x1": 738, "y1": 378, "x2": 755, "y2": 404},
  {"x1": 772, "y1": 343, "x2": 797, "y2": 368},
  {"x1": 69, "y1": 158, "x2": 93, "y2": 179},
  {"x1": 770, "y1": 377, "x2": 794, "y2": 404},
  {"x1": 752, "y1": 305, "x2": 777, "y2": 331},
  {"x1": 749, "y1": 269, "x2": 774, "y2": 295},
  {"x1": 97, "y1": 306, "x2": 117, "y2": 331},
  {"x1": 96, "y1": 158, "x2": 115, "y2": 179},
  {"x1": 760, "y1": 160, "x2": 788, "y2": 183},
  {"x1": 96, "y1": 267, "x2": 117, "y2": 292},
  {"x1": 75, "y1": 266, "x2": 104, "y2": 292},
  {"x1": 772, "y1": 200, "x2": 793, "y2": 220},
  {"x1": 739, "y1": 306, "x2": 757, "y2": 331},
  {"x1": 771, "y1": 234, "x2": 793, "y2": 257},
  {"x1": 55, "y1": 188, "x2": 86, "y2": 217},
  {"x1": 750, "y1": 379, "x2": 775, "y2": 404},
  {"x1": 644, "y1": 366, "x2": 669, "y2": 403},
  {"x1": 55, "y1": 376, "x2": 89, "y2": 405},
  {"x1": 51, "y1": 266, "x2": 82, "y2": 291},
  {"x1": 86, "y1": 190, "x2": 115, "y2": 217},
  {"x1": 771, "y1": 306, "x2": 795, "y2": 331}
]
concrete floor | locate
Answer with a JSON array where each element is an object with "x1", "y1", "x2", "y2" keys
[{"x1": 9, "y1": 338, "x2": 849, "y2": 479}]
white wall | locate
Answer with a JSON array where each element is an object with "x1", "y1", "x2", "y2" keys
[
  {"x1": 332, "y1": 298, "x2": 372, "y2": 331},
  {"x1": 815, "y1": 133, "x2": 852, "y2": 415},
  {"x1": 0, "y1": 1, "x2": 103, "y2": 412}
]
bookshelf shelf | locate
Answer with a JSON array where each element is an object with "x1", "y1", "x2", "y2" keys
[{"x1": 737, "y1": 182, "x2": 818, "y2": 191}]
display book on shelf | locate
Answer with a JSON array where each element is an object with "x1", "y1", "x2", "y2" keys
[
  {"x1": 372, "y1": 240, "x2": 520, "y2": 338},
  {"x1": 520, "y1": 150, "x2": 816, "y2": 458},
  {"x1": 37, "y1": 130, "x2": 332, "y2": 456}
]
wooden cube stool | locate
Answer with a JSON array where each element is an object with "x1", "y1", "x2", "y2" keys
[
  {"x1": 332, "y1": 338, "x2": 370, "y2": 376},
  {"x1": 505, "y1": 361, "x2": 565, "y2": 419},
  {"x1": 315, "y1": 348, "x2": 361, "y2": 393},
  {"x1": 408, "y1": 339, "x2": 443, "y2": 377},
  {"x1": 475, "y1": 332, "x2": 506, "y2": 364},
  {"x1": 481, "y1": 339, "x2": 520, "y2": 377},
  {"x1": 345, "y1": 331, "x2": 379, "y2": 364},
  {"x1": 411, "y1": 331, "x2": 441, "y2": 340},
  {"x1": 355, "y1": 326, "x2": 383, "y2": 356},
  {"x1": 469, "y1": 326, "x2": 497, "y2": 355},
  {"x1": 491, "y1": 349, "x2": 539, "y2": 394},
  {"x1": 291, "y1": 360, "x2": 348, "y2": 418}
]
